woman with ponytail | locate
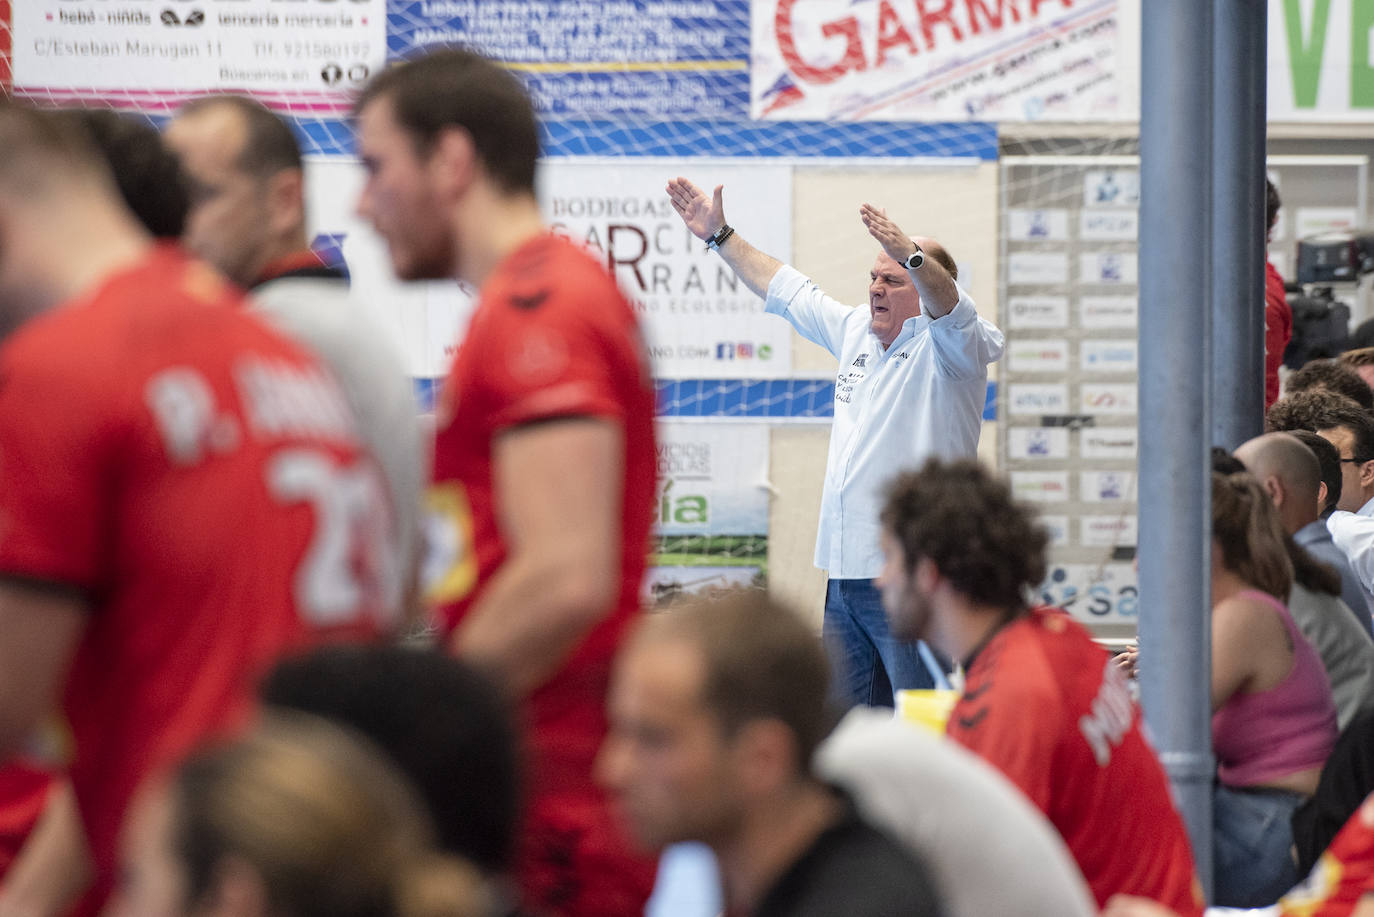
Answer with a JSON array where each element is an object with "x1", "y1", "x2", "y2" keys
[
  {"x1": 1210, "y1": 471, "x2": 1338, "y2": 908},
  {"x1": 107, "y1": 714, "x2": 493, "y2": 917}
]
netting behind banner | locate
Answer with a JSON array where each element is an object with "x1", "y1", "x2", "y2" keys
[{"x1": 997, "y1": 134, "x2": 1142, "y2": 631}]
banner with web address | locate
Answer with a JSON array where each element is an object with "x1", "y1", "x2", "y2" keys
[{"x1": 751, "y1": 0, "x2": 1123, "y2": 122}]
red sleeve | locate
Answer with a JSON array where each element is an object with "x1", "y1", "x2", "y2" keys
[
  {"x1": 0, "y1": 336, "x2": 116, "y2": 591},
  {"x1": 947, "y1": 668, "x2": 1058, "y2": 812},
  {"x1": 1265, "y1": 261, "x2": 1291, "y2": 408},
  {"x1": 476, "y1": 296, "x2": 629, "y2": 433}
]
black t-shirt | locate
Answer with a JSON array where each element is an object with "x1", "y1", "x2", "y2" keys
[{"x1": 753, "y1": 802, "x2": 943, "y2": 917}]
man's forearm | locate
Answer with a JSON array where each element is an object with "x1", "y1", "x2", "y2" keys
[
  {"x1": 449, "y1": 553, "x2": 615, "y2": 699},
  {"x1": 908, "y1": 260, "x2": 961, "y2": 319},
  {"x1": 713, "y1": 232, "x2": 784, "y2": 300}
]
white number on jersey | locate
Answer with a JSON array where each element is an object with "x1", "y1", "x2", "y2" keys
[{"x1": 268, "y1": 449, "x2": 398, "y2": 628}]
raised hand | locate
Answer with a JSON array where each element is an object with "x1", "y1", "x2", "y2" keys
[
  {"x1": 860, "y1": 203, "x2": 918, "y2": 264},
  {"x1": 667, "y1": 177, "x2": 726, "y2": 241}
]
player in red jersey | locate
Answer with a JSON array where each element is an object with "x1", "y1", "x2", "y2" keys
[
  {"x1": 876, "y1": 459, "x2": 1205, "y2": 916},
  {"x1": 354, "y1": 50, "x2": 658, "y2": 916},
  {"x1": 0, "y1": 101, "x2": 398, "y2": 916},
  {"x1": 1109, "y1": 790, "x2": 1374, "y2": 917}
]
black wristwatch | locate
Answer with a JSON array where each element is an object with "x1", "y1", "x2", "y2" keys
[{"x1": 902, "y1": 246, "x2": 925, "y2": 271}]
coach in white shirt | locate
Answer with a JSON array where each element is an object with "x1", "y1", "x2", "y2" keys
[{"x1": 667, "y1": 177, "x2": 1004, "y2": 709}]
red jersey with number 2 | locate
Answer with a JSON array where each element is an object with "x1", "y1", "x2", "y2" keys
[
  {"x1": 427, "y1": 233, "x2": 657, "y2": 916},
  {"x1": 948, "y1": 608, "x2": 1204, "y2": 916},
  {"x1": 0, "y1": 245, "x2": 397, "y2": 905}
]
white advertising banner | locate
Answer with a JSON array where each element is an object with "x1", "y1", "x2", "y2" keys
[
  {"x1": 1083, "y1": 170, "x2": 1140, "y2": 208},
  {"x1": 12, "y1": 0, "x2": 385, "y2": 109},
  {"x1": 1079, "y1": 296, "x2": 1138, "y2": 329},
  {"x1": 652, "y1": 423, "x2": 771, "y2": 537},
  {"x1": 1080, "y1": 470, "x2": 1137, "y2": 502},
  {"x1": 1008, "y1": 383, "x2": 1070, "y2": 416},
  {"x1": 1080, "y1": 209, "x2": 1138, "y2": 241},
  {"x1": 1268, "y1": 0, "x2": 1374, "y2": 121},
  {"x1": 1008, "y1": 253, "x2": 1070, "y2": 286},
  {"x1": 1080, "y1": 514, "x2": 1138, "y2": 547},
  {"x1": 1009, "y1": 427, "x2": 1071, "y2": 460},
  {"x1": 540, "y1": 163, "x2": 794, "y2": 378},
  {"x1": 1080, "y1": 252, "x2": 1138, "y2": 285},
  {"x1": 751, "y1": 0, "x2": 1123, "y2": 121},
  {"x1": 1009, "y1": 295, "x2": 1071, "y2": 329},
  {"x1": 646, "y1": 423, "x2": 771, "y2": 604},
  {"x1": 1008, "y1": 210, "x2": 1071, "y2": 242},
  {"x1": 1011, "y1": 471, "x2": 1070, "y2": 503},
  {"x1": 1039, "y1": 562, "x2": 1139, "y2": 620},
  {"x1": 1081, "y1": 382, "x2": 1138, "y2": 415},
  {"x1": 1295, "y1": 207, "x2": 1359, "y2": 238},
  {"x1": 1008, "y1": 339, "x2": 1071, "y2": 374},
  {"x1": 1081, "y1": 339, "x2": 1138, "y2": 373},
  {"x1": 304, "y1": 160, "x2": 795, "y2": 381},
  {"x1": 1081, "y1": 427, "x2": 1139, "y2": 459}
]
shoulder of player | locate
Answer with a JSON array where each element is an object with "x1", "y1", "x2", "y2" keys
[
  {"x1": 967, "y1": 613, "x2": 1086, "y2": 703},
  {"x1": 487, "y1": 237, "x2": 626, "y2": 314},
  {"x1": 0, "y1": 304, "x2": 119, "y2": 379}
]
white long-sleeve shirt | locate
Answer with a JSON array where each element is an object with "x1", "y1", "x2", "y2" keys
[
  {"x1": 765, "y1": 266, "x2": 1004, "y2": 579},
  {"x1": 1327, "y1": 498, "x2": 1374, "y2": 614}
]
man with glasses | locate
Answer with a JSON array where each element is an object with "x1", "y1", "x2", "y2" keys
[{"x1": 1313, "y1": 399, "x2": 1374, "y2": 602}]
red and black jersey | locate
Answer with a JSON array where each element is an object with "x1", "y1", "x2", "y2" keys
[
  {"x1": 0, "y1": 245, "x2": 396, "y2": 905},
  {"x1": 426, "y1": 232, "x2": 658, "y2": 915},
  {"x1": 949, "y1": 607, "x2": 1204, "y2": 916}
]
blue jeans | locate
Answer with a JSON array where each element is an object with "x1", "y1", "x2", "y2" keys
[
  {"x1": 1212, "y1": 783, "x2": 1303, "y2": 908},
  {"x1": 823, "y1": 578, "x2": 949, "y2": 709}
]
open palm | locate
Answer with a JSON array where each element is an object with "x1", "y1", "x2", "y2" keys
[{"x1": 667, "y1": 177, "x2": 725, "y2": 241}]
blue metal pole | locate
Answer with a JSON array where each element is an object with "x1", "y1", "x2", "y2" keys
[
  {"x1": 1139, "y1": 0, "x2": 1216, "y2": 898},
  {"x1": 1211, "y1": 0, "x2": 1269, "y2": 450}
]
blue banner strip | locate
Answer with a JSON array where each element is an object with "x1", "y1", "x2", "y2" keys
[
  {"x1": 263, "y1": 117, "x2": 999, "y2": 161},
  {"x1": 415, "y1": 378, "x2": 998, "y2": 421},
  {"x1": 540, "y1": 119, "x2": 999, "y2": 160}
]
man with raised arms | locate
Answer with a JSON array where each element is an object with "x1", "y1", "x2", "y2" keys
[{"x1": 667, "y1": 176, "x2": 1003, "y2": 709}]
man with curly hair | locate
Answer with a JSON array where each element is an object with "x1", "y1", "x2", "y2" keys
[
  {"x1": 1285, "y1": 359, "x2": 1374, "y2": 411},
  {"x1": 876, "y1": 459, "x2": 1203, "y2": 916}
]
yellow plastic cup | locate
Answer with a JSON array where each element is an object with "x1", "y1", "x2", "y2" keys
[{"x1": 895, "y1": 689, "x2": 959, "y2": 735}]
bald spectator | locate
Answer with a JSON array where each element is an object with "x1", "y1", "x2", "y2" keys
[
  {"x1": 1236, "y1": 432, "x2": 1372, "y2": 627},
  {"x1": 1235, "y1": 434, "x2": 1374, "y2": 728},
  {"x1": 1341, "y1": 347, "x2": 1374, "y2": 390},
  {"x1": 1286, "y1": 359, "x2": 1374, "y2": 411}
]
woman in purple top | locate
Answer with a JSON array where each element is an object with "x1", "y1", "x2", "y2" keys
[{"x1": 1210, "y1": 471, "x2": 1339, "y2": 908}]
